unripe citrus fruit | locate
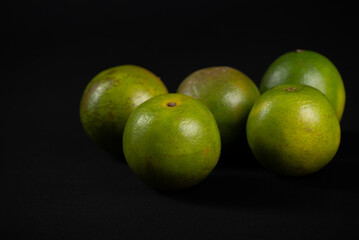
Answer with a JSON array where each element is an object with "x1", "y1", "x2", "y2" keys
[
  {"x1": 246, "y1": 84, "x2": 341, "y2": 176},
  {"x1": 80, "y1": 65, "x2": 168, "y2": 156},
  {"x1": 177, "y1": 66, "x2": 260, "y2": 145},
  {"x1": 123, "y1": 93, "x2": 221, "y2": 190},
  {"x1": 260, "y1": 49, "x2": 346, "y2": 120}
]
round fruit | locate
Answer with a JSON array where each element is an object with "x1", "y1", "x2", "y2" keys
[
  {"x1": 246, "y1": 84, "x2": 341, "y2": 176},
  {"x1": 123, "y1": 93, "x2": 221, "y2": 190},
  {"x1": 260, "y1": 49, "x2": 346, "y2": 120},
  {"x1": 177, "y1": 66, "x2": 260, "y2": 145},
  {"x1": 80, "y1": 65, "x2": 168, "y2": 156}
]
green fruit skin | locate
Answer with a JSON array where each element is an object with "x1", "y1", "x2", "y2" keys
[
  {"x1": 177, "y1": 66, "x2": 260, "y2": 145},
  {"x1": 247, "y1": 84, "x2": 341, "y2": 176},
  {"x1": 123, "y1": 93, "x2": 221, "y2": 190},
  {"x1": 260, "y1": 50, "x2": 346, "y2": 120},
  {"x1": 80, "y1": 65, "x2": 168, "y2": 156}
]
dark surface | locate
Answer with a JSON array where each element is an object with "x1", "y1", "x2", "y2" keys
[{"x1": 2, "y1": 2, "x2": 359, "y2": 239}]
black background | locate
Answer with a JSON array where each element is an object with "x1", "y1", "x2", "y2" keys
[{"x1": 2, "y1": 1, "x2": 359, "y2": 239}]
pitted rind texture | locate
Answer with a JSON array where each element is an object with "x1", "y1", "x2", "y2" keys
[
  {"x1": 246, "y1": 84, "x2": 341, "y2": 176},
  {"x1": 260, "y1": 50, "x2": 346, "y2": 120},
  {"x1": 79, "y1": 65, "x2": 168, "y2": 156},
  {"x1": 123, "y1": 93, "x2": 221, "y2": 190},
  {"x1": 177, "y1": 66, "x2": 260, "y2": 146}
]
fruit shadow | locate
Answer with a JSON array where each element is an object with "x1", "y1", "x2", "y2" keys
[
  {"x1": 215, "y1": 136, "x2": 261, "y2": 169},
  {"x1": 162, "y1": 168, "x2": 311, "y2": 210},
  {"x1": 289, "y1": 130, "x2": 359, "y2": 192},
  {"x1": 163, "y1": 168, "x2": 328, "y2": 210},
  {"x1": 163, "y1": 131, "x2": 359, "y2": 208}
]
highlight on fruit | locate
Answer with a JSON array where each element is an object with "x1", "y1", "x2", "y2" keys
[
  {"x1": 79, "y1": 65, "x2": 168, "y2": 157},
  {"x1": 177, "y1": 66, "x2": 260, "y2": 146},
  {"x1": 246, "y1": 84, "x2": 341, "y2": 176},
  {"x1": 79, "y1": 50, "x2": 345, "y2": 190},
  {"x1": 260, "y1": 49, "x2": 345, "y2": 120},
  {"x1": 123, "y1": 93, "x2": 221, "y2": 190}
]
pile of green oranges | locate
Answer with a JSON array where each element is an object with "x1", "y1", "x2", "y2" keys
[{"x1": 80, "y1": 49, "x2": 345, "y2": 191}]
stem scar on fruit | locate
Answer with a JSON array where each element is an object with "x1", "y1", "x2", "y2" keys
[{"x1": 167, "y1": 102, "x2": 177, "y2": 107}]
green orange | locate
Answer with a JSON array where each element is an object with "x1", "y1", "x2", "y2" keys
[
  {"x1": 177, "y1": 66, "x2": 260, "y2": 145},
  {"x1": 79, "y1": 65, "x2": 168, "y2": 156},
  {"x1": 246, "y1": 84, "x2": 341, "y2": 176},
  {"x1": 123, "y1": 93, "x2": 221, "y2": 190},
  {"x1": 260, "y1": 49, "x2": 345, "y2": 120}
]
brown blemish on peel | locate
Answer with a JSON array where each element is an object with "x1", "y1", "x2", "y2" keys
[
  {"x1": 203, "y1": 147, "x2": 210, "y2": 155},
  {"x1": 296, "y1": 49, "x2": 305, "y2": 53},
  {"x1": 304, "y1": 127, "x2": 313, "y2": 132},
  {"x1": 285, "y1": 87, "x2": 297, "y2": 92},
  {"x1": 167, "y1": 102, "x2": 176, "y2": 107},
  {"x1": 106, "y1": 69, "x2": 118, "y2": 75}
]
